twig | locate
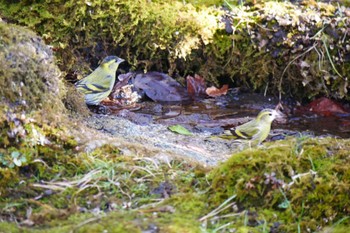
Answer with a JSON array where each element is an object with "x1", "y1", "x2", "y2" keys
[
  {"x1": 209, "y1": 212, "x2": 245, "y2": 221},
  {"x1": 322, "y1": 36, "x2": 343, "y2": 78},
  {"x1": 133, "y1": 157, "x2": 159, "y2": 170},
  {"x1": 284, "y1": 170, "x2": 317, "y2": 188},
  {"x1": 31, "y1": 183, "x2": 66, "y2": 191},
  {"x1": 129, "y1": 166, "x2": 156, "y2": 178},
  {"x1": 69, "y1": 216, "x2": 103, "y2": 233},
  {"x1": 213, "y1": 222, "x2": 232, "y2": 232},
  {"x1": 199, "y1": 194, "x2": 236, "y2": 222},
  {"x1": 278, "y1": 42, "x2": 318, "y2": 100}
]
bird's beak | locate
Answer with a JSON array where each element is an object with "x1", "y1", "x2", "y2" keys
[
  {"x1": 116, "y1": 57, "x2": 125, "y2": 64},
  {"x1": 273, "y1": 110, "x2": 285, "y2": 119}
]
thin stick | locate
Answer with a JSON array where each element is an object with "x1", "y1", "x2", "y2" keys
[
  {"x1": 199, "y1": 194, "x2": 236, "y2": 222},
  {"x1": 278, "y1": 43, "x2": 318, "y2": 100},
  {"x1": 69, "y1": 216, "x2": 103, "y2": 233}
]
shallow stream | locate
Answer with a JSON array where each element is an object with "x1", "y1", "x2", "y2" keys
[
  {"x1": 133, "y1": 92, "x2": 350, "y2": 139},
  {"x1": 87, "y1": 91, "x2": 350, "y2": 166}
]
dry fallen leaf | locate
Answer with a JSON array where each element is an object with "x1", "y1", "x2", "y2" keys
[
  {"x1": 206, "y1": 84, "x2": 229, "y2": 97},
  {"x1": 186, "y1": 74, "x2": 207, "y2": 97}
]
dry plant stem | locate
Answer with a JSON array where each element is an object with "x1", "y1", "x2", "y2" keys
[
  {"x1": 31, "y1": 183, "x2": 66, "y2": 191},
  {"x1": 199, "y1": 194, "x2": 236, "y2": 222},
  {"x1": 69, "y1": 216, "x2": 103, "y2": 233},
  {"x1": 136, "y1": 199, "x2": 165, "y2": 210},
  {"x1": 284, "y1": 170, "x2": 317, "y2": 188},
  {"x1": 278, "y1": 42, "x2": 318, "y2": 100},
  {"x1": 130, "y1": 166, "x2": 157, "y2": 178},
  {"x1": 209, "y1": 212, "x2": 245, "y2": 221},
  {"x1": 322, "y1": 36, "x2": 343, "y2": 78},
  {"x1": 213, "y1": 222, "x2": 233, "y2": 232},
  {"x1": 133, "y1": 157, "x2": 160, "y2": 170}
]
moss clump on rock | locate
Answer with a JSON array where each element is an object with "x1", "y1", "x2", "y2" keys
[
  {"x1": 208, "y1": 138, "x2": 350, "y2": 232},
  {"x1": 2, "y1": 128, "x2": 350, "y2": 232},
  {"x1": 1, "y1": 1, "x2": 349, "y2": 100},
  {"x1": 0, "y1": 0, "x2": 222, "y2": 77},
  {"x1": 0, "y1": 21, "x2": 65, "y2": 117},
  {"x1": 199, "y1": 1, "x2": 350, "y2": 99},
  {"x1": 0, "y1": 21, "x2": 83, "y2": 195}
]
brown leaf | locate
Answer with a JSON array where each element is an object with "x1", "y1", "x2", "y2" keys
[
  {"x1": 186, "y1": 74, "x2": 207, "y2": 97},
  {"x1": 206, "y1": 84, "x2": 229, "y2": 97},
  {"x1": 134, "y1": 72, "x2": 190, "y2": 102},
  {"x1": 297, "y1": 97, "x2": 349, "y2": 117}
]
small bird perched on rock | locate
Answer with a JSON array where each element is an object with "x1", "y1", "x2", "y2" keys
[
  {"x1": 75, "y1": 56, "x2": 124, "y2": 105},
  {"x1": 225, "y1": 109, "x2": 282, "y2": 144}
]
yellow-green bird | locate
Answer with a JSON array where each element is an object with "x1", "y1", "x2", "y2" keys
[
  {"x1": 225, "y1": 109, "x2": 281, "y2": 144},
  {"x1": 75, "y1": 56, "x2": 124, "y2": 105}
]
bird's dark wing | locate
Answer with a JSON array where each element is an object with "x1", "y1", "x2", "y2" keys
[
  {"x1": 76, "y1": 83, "x2": 110, "y2": 94},
  {"x1": 234, "y1": 120, "x2": 259, "y2": 139},
  {"x1": 234, "y1": 128, "x2": 250, "y2": 139}
]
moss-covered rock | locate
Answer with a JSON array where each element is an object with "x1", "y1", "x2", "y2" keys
[
  {"x1": 1, "y1": 130, "x2": 350, "y2": 232},
  {"x1": 0, "y1": 21, "x2": 65, "y2": 116},
  {"x1": 1, "y1": 0, "x2": 349, "y2": 100},
  {"x1": 0, "y1": 21, "x2": 82, "y2": 195},
  {"x1": 221, "y1": 1, "x2": 350, "y2": 100},
  {"x1": 208, "y1": 138, "x2": 350, "y2": 232},
  {"x1": 0, "y1": 0, "x2": 222, "y2": 76}
]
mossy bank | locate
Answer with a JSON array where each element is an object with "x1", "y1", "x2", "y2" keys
[
  {"x1": 2, "y1": 136, "x2": 350, "y2": 232},
  {"x1": 1, "y1": 0, "x2": 349, "y2": 99},
  {"x1": 1, "y1": 1, "x2": 350, "y2": 232}
]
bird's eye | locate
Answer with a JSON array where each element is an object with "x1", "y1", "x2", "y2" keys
[{"x1": 269, "y1": 113, "x2": 272, "y2": 116}]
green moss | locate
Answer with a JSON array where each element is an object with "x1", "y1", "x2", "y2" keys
[
  {"x1": 1, "y1": 3, "x2": 350, "y2": 229},
  {"x1": 0, "y1": 222, "x2": 22, "y2": 233},
  {"x1": 0, "y1": 147, "x2": 211, "y2": 231},
  {"x1": 0, "y1": 0, "x2": 221, "y2": 76},
  {"x1": 0, "y1": 21, "x2": 65, "y2": 119},
  {"x1": 1, "y1": 130, "x2": 350, "y2": 232},
  {"x1": 0, "y1": 167, "x2": 19, "y2": 194},
  {"x1": 1, "y1": 1, "x2": 349, "y2": 100},
  {"x1": 208, "y1": 138, "x2": 350, "y2": 232}
]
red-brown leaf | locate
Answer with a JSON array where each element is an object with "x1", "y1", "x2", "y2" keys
[
  {"x1": 206, "y1": 84, "x2": 229, "y2": 97},
  {"x1": 304, "y1": 97, "x2": 348, "y2": 116},
  {"x1": 186, "y1": 74, "x2": 207, "y2": 96}
]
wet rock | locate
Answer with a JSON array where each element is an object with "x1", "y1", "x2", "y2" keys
[
  {"x1": 85, "y1": 114, "x2": 235, "y2": 166},
  {"x1": 116, "y1": 109, "x2": 154, "y2": 125}
]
